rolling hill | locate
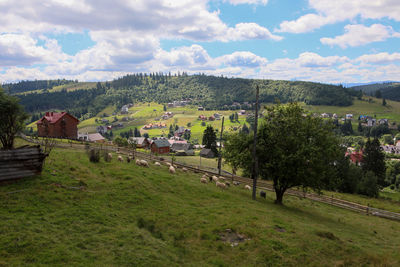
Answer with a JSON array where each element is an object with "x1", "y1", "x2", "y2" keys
[{"x1": 7, "y1": 74, "x2": 359, "y2": 123}]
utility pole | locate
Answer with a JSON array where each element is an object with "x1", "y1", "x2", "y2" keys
[
  {"x1": 251, "y1": 86, "x2": 260, "y2": 200},
  {"x1": 217, "y1": 116, "x2": 225, "y2": 176}
]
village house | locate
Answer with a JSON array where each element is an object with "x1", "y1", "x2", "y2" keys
[
  {"x1": 150, "y1": 139, "x2": 170, "y2": 154},
  {"x1": 379, "y1": 118, "x2": 388, "y2": 125},
  {"x1": 239, "y1": 110, "x2": 246, "y2": 115},
  {"x1": 174, "y1": 126, "x2": 190, "y2": 137},
  {"x1": 345, "y1": 150, "x2": 363, "y2": 165},
  {"x1": 121, "y1": 105, "x2": 129, "y2": 114},
  {"x1": 129, "y1": 137, "x2": 150, "y2": 149},
  {"x1": 345, "y1": 114, "x2": 353, "y2": 120},
  {"x1": 37, "y1": 112, "x2": 79, "y2": 139},
  {"x1": 78, "y1": 133, "x2": 105, "y2": 143},
  {"x1": 96, "y1": 125, "x2": 108, "y2": 135},
  {"x1": 332, "y1": 113, "x2": 338, "y2": 119},
  {"x1": 367, "y1": 118, "x2": 377, "y2": 127},
  {"x1": 214, "y1": 113, "x2": 221, "y2": 120},
  {"x1": 198, "y1": 115, "x2": 207, "y2": 121},
  {"x1": 321, "y1": 113, "x2": 330, "y2": 118},
  {"x1": 200, "y1": 148, "x2": 215, "y2": 158},
  {"x1": 198, "y1": 106, "x2": 204, "y2": 111}
]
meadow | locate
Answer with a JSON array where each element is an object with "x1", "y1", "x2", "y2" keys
[{"x1": 1, "y1": 147, "x2": 400, "y2": 266}]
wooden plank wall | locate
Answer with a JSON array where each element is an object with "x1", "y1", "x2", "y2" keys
[{"x1": 0, "y1": 146, "x2": 47, "y2": 181}]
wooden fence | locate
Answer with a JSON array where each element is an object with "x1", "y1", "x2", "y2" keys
[{"x1": 0, "y1": 145, "x2": 48, "y2": 181}]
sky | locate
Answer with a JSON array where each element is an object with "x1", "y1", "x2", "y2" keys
[{"x1": 1, "y1": 0, "x2": 400, "y2": 84}]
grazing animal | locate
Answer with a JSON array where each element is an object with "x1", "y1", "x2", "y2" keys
[
  {"x1": 118, "y1": 155, "x2": 123, "y2": 162},
  {"x1": 140, "y1": 160, "x2": 149, "y2": 167},
  {"x1": 108, "y1": 153, "x2": 113, "y2": 159},
  {"x1": 260, "y1": 191, "x2": 266, "y2": 198},
  {"x1": 169, "y1": 166, "x2": 176, "y2": 174},
  {"x1": 166, "y1": 162, "x2": 172, "y2": 167},
  {"x1": 218, "y1": 176, "x2": 225, "y2": 181},
  {"x1": 182, "y1": 167, "x2": 188, "y2": 172},
  {"x1": 233, "y1": 181, "x2": 240, "y2": 186},
  {"x1": 126, "y1": 157, "x2": 131, "y2": 163},
  {"x1": 244, "y1": 185, "x2": 251, "y2": 190},
  {"x1": 216, "y1": 181, "x2": 226, "y2": 189},
  {"x1": 154, "y1": 162, "x2": 161, "y2": 166},
  {"x1": 212, "y1": 176, "x2": 219, "y2": 182},
  {"x1": 136, "y1": 159, "x2": 141, "y2": 166},
  {"x1": 200, "y1": 177, "x2": 208, "y2": 184},
  {"x1": 225, "y1": 182, "x2": 230, "y2": 187}
]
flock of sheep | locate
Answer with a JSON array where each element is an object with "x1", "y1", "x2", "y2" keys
[{"x1": 108, "y1": 152, "x2": 254, "y2": 192}]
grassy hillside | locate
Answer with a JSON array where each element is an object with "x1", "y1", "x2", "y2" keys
[
  {"x1": 303, "y1": 97, "x2": 400, "y2": 121},
  {"x1": 352, "y1": 82, "x2": 400, "y2": 101},
  {"x1": 1, "y1": 147, "x2": 400, "y2": 266}
]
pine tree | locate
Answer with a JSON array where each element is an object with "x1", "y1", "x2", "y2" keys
[
  {"x1": 202, "y1": 125, "x2": 218, "y2": 155},
  {"x1": 362, "y1": 138, "x2": 386, "y2": 187}
]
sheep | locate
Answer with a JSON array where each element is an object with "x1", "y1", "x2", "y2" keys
[
  {"x1": 166, "y1": 162, "x2": 172, "y2": 167},
  {"x1": 154, "y1": 162, "x2": 161, "y2": 167},
  {"x1": 140, "y1": 160, "x2": 149, "y2": 167},
  {"x1": 202, "y1": 174, "x2": 208, "y2": 179},
  {"x1": 233, "y1": 181, "x2": 240, "y2": 186},
  {"x1": 136, "y1": 159, "x2": 141, "y2": 166},
  {"x1": 225, "y1": 182, "x2": 230, "y2": 187},
  {"x1": 260, "y1": 191, "x2": 266, "y2": 198},
  {"x1": 216, "y1": 181, "x2": 226, "y2": 189},
  {"x1": 218, "y1": 176, "x2": 225, "y2": 181},
  {"x1": 182, "y1": 167, "x2": 188, "y2": 172},
  {"x1": 118, "y1": 155, "x2": 123, "y2": 162},
  {"x1": 108, "y1": 153, "x2": 113, "y2": 159},
  {"x1": 200, "y1": 177, "x2": 208, "y2": 184},
  {"x1": 212, "y1": 175, "x2": 219, "y2": 182},
  {"x1": 244, "y1": 185, "x2": 251, "y2": 190},
  {"x1": 169, "y1": 166, "x2": 176, "y2": 174},
  {"x1": 126, "y1": 157, "x2": 131, "y2": 163}
]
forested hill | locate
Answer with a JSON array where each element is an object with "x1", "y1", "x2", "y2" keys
[
  {"x1": 351, "y1": 82, "x2": 400, "y2": 101},
  {"x1": 3, "y1": 79, "x2": 76, "y2": 94},
  {"x1": 12, "y1": 74, "x2": 359, "y2": 120}
]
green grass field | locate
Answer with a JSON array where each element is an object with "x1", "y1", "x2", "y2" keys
[{"x1": 1, "y1": 147, "x2": 400, "y2": 266}]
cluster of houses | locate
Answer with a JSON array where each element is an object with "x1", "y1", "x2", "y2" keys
[
  {"x1": 142, "y1": 122, "x2": 167, "y2": 130},
  {"x1": 320, "y1": 112, "x2": 390, "y2": 127},
  {"x1": 198, "y1": 113, "x2": 222, "y2": 121},
  {"x1": 127, "y1": 136, "x2": 215, "y2": 157}
]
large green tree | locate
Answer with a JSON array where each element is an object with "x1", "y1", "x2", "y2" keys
[
  {"x1": 224, "y1": 103, "x2": 342, "y2": 204},
  {"x1": 202, "y1": 125, "x2": 218, "y2": 155},
  {"x1": 362, "y1": 138, "x2": 386, "y2": 187},
  {"x1": 0, "y1": 87, "x2": 28, "y2": 149}
]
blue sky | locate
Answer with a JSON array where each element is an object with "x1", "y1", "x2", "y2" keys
[{"x1": 1, "y1": 0, "x2": 400, "y2": 83}]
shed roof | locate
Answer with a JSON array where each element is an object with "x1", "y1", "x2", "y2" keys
[{"x1": 152, "y1": 139, "x2": 170, "y2": 148}]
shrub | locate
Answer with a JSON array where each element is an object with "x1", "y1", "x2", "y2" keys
[
  {"x1": 357, "y1": 171, "x2": 379, "y2": 197},
  {"x1": 88, "y1": 148, "x2": 100, "y2": 163}
]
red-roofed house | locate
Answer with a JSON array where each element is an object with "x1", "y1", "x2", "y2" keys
[
  {"x1": 37, "y1": 112, "x2": 79, "y2": 139},
  {"x1": 345, "y1": 151, "x2": 363, "y2": 165}
]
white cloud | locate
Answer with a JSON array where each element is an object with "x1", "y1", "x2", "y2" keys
[
  {"x1": 297, "y1": 52, "x2": 348, "y2": 68},
  {"x1": 321, "y1": 24, "x2": 400, "y2": 48},
  {"x1": 277, "y1": 0, "x2": 400, "y2": 33},
  {"x1": 226, "y1": 0, "x2": 268, "y2": 5},
  {"x1": 0, "y1": 34, "x2": 69, "y2": 67},
  {"x1": 226, "y1": 23, "x2": 282, "y2": 41},
  {"x1": 356, "y1": 52, "x2": 400, "y2": 64},
  {"x1": 217, "y1": 51, "x2": 267, "y2": 67}
]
